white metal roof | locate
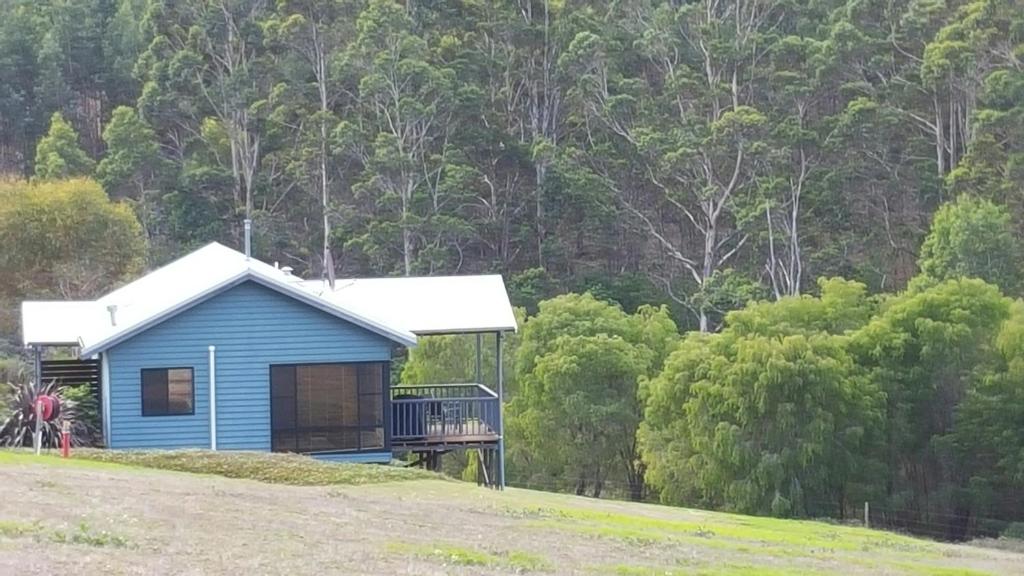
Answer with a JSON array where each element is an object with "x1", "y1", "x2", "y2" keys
[
  {"x1": 21, "y1": 243, "x2": 419, "y2": 354},
  {"x1": 22, "y1": 242, "x2": 518, "y2": 355},
  {"x1": 299, "y1": 275, "x2": 518, "y2": 335}
]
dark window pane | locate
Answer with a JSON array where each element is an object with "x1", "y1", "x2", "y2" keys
[
  {"x1": 271, "y1": 394, "x2": 295, "y2": 429},
  {"x1": 358, "y1": 364, "x2": 382, "y2": 394},
  {"x1": 271, "y1": 362, "x2": 387, "y2": 454},
  {"x1": 141, "y1": 370, "x2": 167, "y2": 416},
  {"x1": 270, "y1": 366, "x2": 295, "y2": 398},
  {"x1": 359, "y1": 393, "x2": 382, "y2": 426}
]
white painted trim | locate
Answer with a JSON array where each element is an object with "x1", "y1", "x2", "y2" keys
[
  {"x1": 100, "y1": 352, "x2": 111, "y2": 447},
  {"x1": 209, "y1": 345, "x2": 217, "y2": 450}
]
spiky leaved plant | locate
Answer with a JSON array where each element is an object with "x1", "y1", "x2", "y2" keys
[{"x1": 0, "y1": 377, "x2": 92, "y2": 448}]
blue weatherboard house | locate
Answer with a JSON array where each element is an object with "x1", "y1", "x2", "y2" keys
[{"x1": 22, "y1": 243, "x2": 516, "y2": 485}]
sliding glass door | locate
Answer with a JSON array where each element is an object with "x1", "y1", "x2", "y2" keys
[{"x1": 270, "y1": 362, "x2": 386, "y2": 453}]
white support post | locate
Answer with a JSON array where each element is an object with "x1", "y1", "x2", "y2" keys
[
  {"x1": 496, "y1": 331, "x2": 505, "y2": 490},
  {"x1": 209, "y1": 345, "x2": 217, "y2": 450},
  {"x1": 33, "y1": 397, "x2": 42, "y2": 456},
  {"x1": 100, "y1": 353, "x2": 111, "y2": 447}
]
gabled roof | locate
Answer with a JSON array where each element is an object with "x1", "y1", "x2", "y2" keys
[
  {"x1": 299, "y1": 275, "x2": 518, "y2": 335},
  {"x1": 22, "y1": 243, "x2": 418, "y2": 355}
]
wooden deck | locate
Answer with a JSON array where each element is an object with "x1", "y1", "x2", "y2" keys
[
  {"x1": 390, "y1": 384, "x2": 501, "y2": 450},
  {"x1": 391, "y1": 421, "x2": 500, "y2": 449}
]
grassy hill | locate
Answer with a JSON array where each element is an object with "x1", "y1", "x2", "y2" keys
[{"x1": 0, "y1": 451, "x2": 1020, "y2": 575}]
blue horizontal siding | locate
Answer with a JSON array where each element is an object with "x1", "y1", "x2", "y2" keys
[{"x1": 107, "y1": 281, "x2": 394, "y2": 451}]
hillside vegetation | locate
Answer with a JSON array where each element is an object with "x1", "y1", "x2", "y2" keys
[{"x1": 2, "y1": 0, "x2": 1024, "y2": 545}]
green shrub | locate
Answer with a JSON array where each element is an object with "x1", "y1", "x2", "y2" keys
[
  {"x1": 60, "y1": 384, "x2": 102, "y2": 446},
  {"x1": 0, "y1": 378, "x2": 94, "y2": 447},
  {"x1": 1002, "y1": 522, "x2": 1024, "y2": 541}
]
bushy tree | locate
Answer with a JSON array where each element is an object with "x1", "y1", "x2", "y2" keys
[
  {"x1": 641, "y1": 280, "x2": 883, "y2": 517},
  {"x1": 851, "y1": 278, "x2": 1011, "y2": 539},
  {"x1": 33, "y1": 113, "x2": 94, "y2": 180},
  {"x1": 951, "y1": 301, "x2": 1024, "y2": 528},
  {"x1": 918, "y1": 196, "x2": 1021, "y2": 293},
  {"x1": 96, "y1": 106, "x2": 160, "y2": 198},
  {"x1": 510, "y1": 293, "x2": 677, "y2": 499},
  {"x1": 0, "y1": 178, "x2": 146, "y2": 300}
]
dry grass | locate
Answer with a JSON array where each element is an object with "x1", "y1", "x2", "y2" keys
[
  {"x1": 65, "y1": 448, "x2": 438, "y2": 485},
  {"x1": 1, "y1": 450, "x2": 1022, "y2": 575}
]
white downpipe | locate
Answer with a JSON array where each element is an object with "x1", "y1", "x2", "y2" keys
[
  {"x1": 100, "y1": 353, "x2": 111, "y2": 447},
  {"x1": 209, "y1": 345, "x2": 217, "y2": 450}
]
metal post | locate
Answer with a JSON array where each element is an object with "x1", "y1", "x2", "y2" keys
[
  {"x1": 33, "y1": 345, "x2": 41, "y2": 387},
  {"x1": 475, "y1": 333, "x2": 482, "y2": 384},
  {"x1": 33, "y1": 345, "x2": 42, "y2": 455},
  {"x1": 243, "y1": 219, "x2": 252, "y2": 259},
  {"x1": 496, "y1": 331, "x2": 505, "y2": 490},
  {"x1": 34, "y1": 398, "x2": 42, "y2": 456}
]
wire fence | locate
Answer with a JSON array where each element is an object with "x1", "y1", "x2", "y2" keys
[{"x1": 497, "y1": 475, "x2": 1024, "y2": 542}]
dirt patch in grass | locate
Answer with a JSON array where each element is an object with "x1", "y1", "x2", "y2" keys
[{"x1": 1, "y1": 451, "x2": 1022, "y2": 575}]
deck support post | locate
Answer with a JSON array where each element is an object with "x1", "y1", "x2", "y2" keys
[
  {"x1": 475, "y1": 333, "x2": 482, "y2": 384},
  {"x1": 32, "y1": 345, "x2": 42, "y2": 386},
  {"x1": 496, "y1": 331, "x2": 505, "y2": 490}
]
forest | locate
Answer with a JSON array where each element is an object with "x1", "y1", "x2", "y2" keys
[{"x1": 0, "y1": 0, "x2": 1022, "y2": 542}]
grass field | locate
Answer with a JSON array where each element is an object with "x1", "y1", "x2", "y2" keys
[{"x1": 1, "y1": 450, "x2": 1021, "y2": 575}]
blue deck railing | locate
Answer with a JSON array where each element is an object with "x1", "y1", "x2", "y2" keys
[{"x1": 390, "y1": 384, "x2": 500, "y2": 446}]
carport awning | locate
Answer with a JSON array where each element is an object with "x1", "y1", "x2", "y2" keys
[
  {"x1": 21, "y1": 301, "x2": 103, "y2": 347},
  {"x1": 300, "y1": 275, "x2": 518, "y2": 335}
]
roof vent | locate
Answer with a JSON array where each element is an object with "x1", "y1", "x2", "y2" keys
[
  {"x1": 106, "y1": 304, "x2": 118, "y2": 326},
  {"x1": 281, "y1": 266, "x2": 294, "y2": 276}
]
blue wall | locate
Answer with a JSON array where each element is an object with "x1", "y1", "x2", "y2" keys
[{"x1": 106, "y1": 280, "x2": 394, "y2": 455}]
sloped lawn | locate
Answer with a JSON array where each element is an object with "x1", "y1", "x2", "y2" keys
[{"x1": 1, "y1": 448, "x2": 436, "y2": 485}]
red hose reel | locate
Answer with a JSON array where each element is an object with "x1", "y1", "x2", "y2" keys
[
  {"x1": 35, "y1": 394, "x2": 60, "y2": 422},
  {"x1": 33, "y1": 394, "x2": 70, "y2": 457}
]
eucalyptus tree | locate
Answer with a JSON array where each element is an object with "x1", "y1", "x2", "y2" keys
[
  {"x1": 266, "y1": 0, "x2": 355, "y2": 282},
  {"x1": 33, "y1": 112, "x2": 94, "y2": 180},
  {"x1": 96, "y1": 106, "x2": 160, "y2": 199},
  {"x1": 562, "y1": 0, "x2": 782, "y2": 331},
  {"x1": 336, "y1": 0, "x2": 458, "y2": 275},
  {"x1": 136, "y1": 0, "x2": 272, "y2": 223}
]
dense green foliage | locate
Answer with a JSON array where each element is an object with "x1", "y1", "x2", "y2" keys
[
  {"x1": 0, "y1": 178, "x2": 146, "y2": 351},
  {"x1": 0, "y1": 378, "x2": 96, "y2": 447},
  {"x1": 509, "y1": 294, "x2": 677, "y2": 499},
  {"x1": 918, "y1": 196, "x2": 1022, "y2": 291},
  {"x1": 640, "y1": 276, "x2": 1023, "y2": 539},
  {"x1": 0, "y1": 0, "x2": 1021, "y2": 327},
  {"x1": 641, "y1": 279, "x2": 884, "y2": 518}
]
